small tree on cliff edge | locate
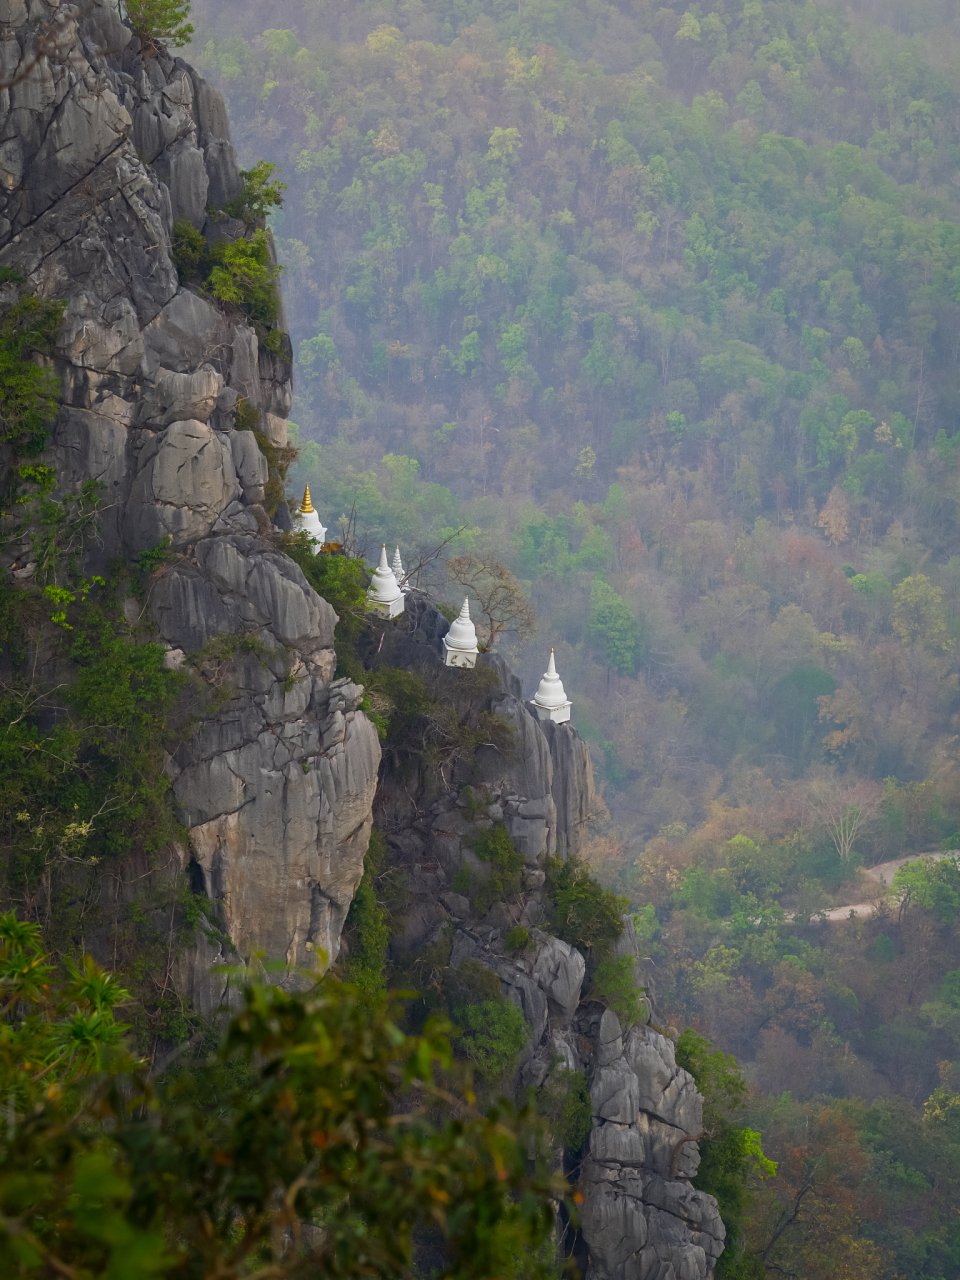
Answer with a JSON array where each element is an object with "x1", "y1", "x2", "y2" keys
[
  {"x1": 446, "y1": 552, "x2": 537, "y2": 649},
  {"x1": 123, "y1": 0, "x2": 193, "y2": 51}
]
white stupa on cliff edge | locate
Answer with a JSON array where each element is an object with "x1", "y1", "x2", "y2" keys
[
  {"x1": 443, "y1": 597, "x2": 480, "y2": 668},
  {"x1": 367, "y1": 545, "x2": 405, "y2": 619},
  {"x1": 532, "y1": 650, "x2": 571, "y2": 723},
  {"x1": 391, "y1": 546, "x2": 410, "y2": 592},
  {"x1": 294, "y1": 485, "x2": 327, "y2": 545}
]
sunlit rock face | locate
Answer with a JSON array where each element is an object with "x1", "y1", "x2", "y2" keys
[{"x1": 0, "y1": 0, "x2": 379, "y2": 1003}]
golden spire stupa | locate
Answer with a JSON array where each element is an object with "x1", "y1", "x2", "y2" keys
[{"x1": 294, "y1": 484, "x2": 326, "y2": 542}]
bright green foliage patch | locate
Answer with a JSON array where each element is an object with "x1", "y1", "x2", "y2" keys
[
  {"x1": 0, "y1": 288, "x2": 64, "y2": 457},
  {"x1": 170, "y1": 221, "x2": 286, "y2": 351},
  {"x1": 590, "y1": 956, "x2": 647, "y2": 1028},
  {"x1": 206, "y1": 231, "x2": 281, "y2": 328},
  {"x1": 504, "y1": 924, "x2": 532, "y2": 953},
  {"x1": 225, "y1": 161, "x2": 287, "y2": 222},
  {"x1": 677, "y1": 1030, "x2": 776, "y2": 1280},
  {"x1": 122, "y1": 0, "x2": 193, "y2": 48},
  {"x1": 454, "y1": 998, "x2": 529, "y2": 1083},
  {"x1": 545, "y1": 855, "x2": 627, "y2": 953},
  {"x1": 470, "y1": 823, "x2": 524, "y2": 915}
]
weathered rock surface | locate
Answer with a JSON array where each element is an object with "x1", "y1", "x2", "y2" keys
[
  {"x1": 363, "y1": 595, "x2": 720, "y2": 1278},
  {"x1": 0, "y1": 0, "x2": 378, "y2": 1000},
  {"x1": 581, "y1": 1013, "x2": 724, "y2": 1280}
]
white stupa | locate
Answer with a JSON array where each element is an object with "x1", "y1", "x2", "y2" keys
[
  {"x1": 391, "y1": 546, "x2": 409, "y2": 592},
  {"x1": 442, "y1": 597, "x2": 480, "y2": 668},
  {"x1": 294, "y1": 485, "x2": 327, "y2": 545},
  {"x1": 367, "y1": 545, "x2": 405, "y2": 619},
  {"x1": 532, "y1": 649, "x2": 571, "y2": 723}
]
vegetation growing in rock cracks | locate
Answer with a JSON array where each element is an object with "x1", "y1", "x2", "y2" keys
[
  {"x1": 544, "y1": 854, "x2": 628, "y2": 953},
  {"x1": 122, "y1": 0, "x2": 193, "y2": 50},
  {"x1": 0, "y1": 274, "x2": 63, "y2": 459}
]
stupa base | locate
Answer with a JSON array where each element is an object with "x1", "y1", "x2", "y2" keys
[
  {"x1": 368, "y1": 595, "x2": 405, "y2": 619},
  {"x1": 533, "y1": 701, "x2": 571, "y2": 724},
  {"x1": 444, "y1": 646, "x2": 478, "y2": 668}
]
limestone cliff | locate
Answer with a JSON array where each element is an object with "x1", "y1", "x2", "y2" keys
[
  {"x1": 361, "y1": 599, "x2": 725, "y2": 1280},
  {"x1": 0, "y1": 5, "x2": 724, "y2": 1273},
  {"x1": 0, "y1": 0, "x2": 380, "y2": 994}
]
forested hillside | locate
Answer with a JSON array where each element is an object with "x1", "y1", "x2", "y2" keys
[{"x1": 186, "y1": 3, "x2": 960, "y2": 1274}]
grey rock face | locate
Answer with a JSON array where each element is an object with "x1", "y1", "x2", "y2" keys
[
  {"x1": 0, "y1": 0, "x2": 379, "y2": 1002},
  {"x1": 449, "y1": 929, "x2": 724, "y2": 1280},
  {"x1": 530, "y1": 930, "x2": 586, "y2": 1024},
  {"x1": 581, "y1": 1014, "x2": 724, "y2": 1280}
]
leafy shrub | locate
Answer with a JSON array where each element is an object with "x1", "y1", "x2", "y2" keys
[
  {"x1": 225, "y1": 161, "x2": 287, "y2": 222},
  {"x1": 455, "y1": 998, "x2": 529, "y2": 1082},
  {"x1": 230, "y1": 395, "x2": 260, "y2": 434},
  {"x1": 0, "y1": 920, "x2": 560, "y2": 1280},
  {"x1": 451, "y1": 957, "x2": 503, "y2": 1006},
  {"x1": 537, "y1": 1068, "x2": 593, "y2": 1152},
  {"x1": 0, "y1": 577, "x2": 184, "y2": 901},
  {"x1": 589, "y1": 956, "x2": 647, "y2": 1028},
  {"x1": 544, "y1": 855, "x2": 627, "y2": 953},
  {"x1": 0, "y1": 289, "x2": 65, "y2": 457},
  {"x1": 169, "y1": 221, "x2": 287, "y2": 350},
  {"x1": 170, "y1": 218, "x2": 207, "y2": 280},
  {"x1": 366, "y1": 667, "x2": 430, "y2": 746},
  {"x1": 342, "y1": 828, "x2": 389, "y2": 1001},
  {"x1": 122, "y1": 0, "x2": 193, "y2": 49},
  {"x1": 284, "y1": 533, "x2": 368, "y2": 649},
  {"x1": 505, "y1": 925, "x2": 532, "y2": 953},
  {"x1": 471, "y1": 823, "x2": 524, "y2": 915},
  {"x1": 676, "y1": 1031, "x2": 776, "y2": 1280},
  {"x1": 452, "y1": 867, "x2": 472, "y2": 895},
  {"x1": 206, "y1": 230, "x2": 281, "y2": 329}
]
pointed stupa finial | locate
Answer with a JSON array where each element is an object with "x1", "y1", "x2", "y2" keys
[
  {"x1": 294, "y1": 483, "x2": 326, "y2": 543},
  {"x1": 392, "y1": 545, "x2": 409, "y2": 591},
  {"x1": 443, "y1": 596, "x2": 479, "y2": 668},
  {"x1": 532, "y1": 647, "x2": 571, "y2": 723},
  {"x1": 367, "y1": 544, "x2": 405, "y2": 618}
]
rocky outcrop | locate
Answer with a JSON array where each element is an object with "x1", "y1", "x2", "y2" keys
[
  {"x1": 443, "y1": 921, "x2": 723, "y2": 1280},
  {"x1": 363, "y1": 598, "x2": 721, "y2": 1280},
  {"x1": 0, "y1": 0, "x2": 379, "y2": 995},
  {"x1": 581, "y1": 1011, "x2": 725, "y2": 1280}
]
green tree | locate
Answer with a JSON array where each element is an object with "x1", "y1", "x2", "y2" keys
[
  {"x1": 0, "y1": 283, "x2": 64, "y2": 457},
  {"x1": 676, "y1": 1031, "x2": 775, "y2": 1280},
  {"x1": 892, "y1": 574, "x2": 951, "y2": 651},
  {"x1": 587, "y1": 578, "x2": 642, "y2": 675},
  {"x1": 122, "y1": 0, "x2": 193, "y2": 49}
]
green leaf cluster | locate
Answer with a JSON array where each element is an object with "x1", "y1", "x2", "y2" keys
[
  {"x1": 589, "y1": 956, "x2": 647, "y2": 1028},
  {"x1": 171, "y1": 222, "x2": 285, "y2": 348},
  {"x1": 0, "y1": 287, "x2": 64, "y2": 458},
  {"x1": 122, "y1": 0, "x2": 193, "y2": 49},
  {"x1": 544, "y1": 855, "x2": 627, "y2": 952},
  {"x1": 225, "y1": 161, "x2": 287, "y2": 222},
  {"x1": 0, "y1": 919, "x2": 563, "y2": 1280},
  {"x1": 676, "y1": 1030, "x2": 775, "y2": 1280},
  {"x1": 470, "y1": 823, "x2": 525, "y2": 915}
]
